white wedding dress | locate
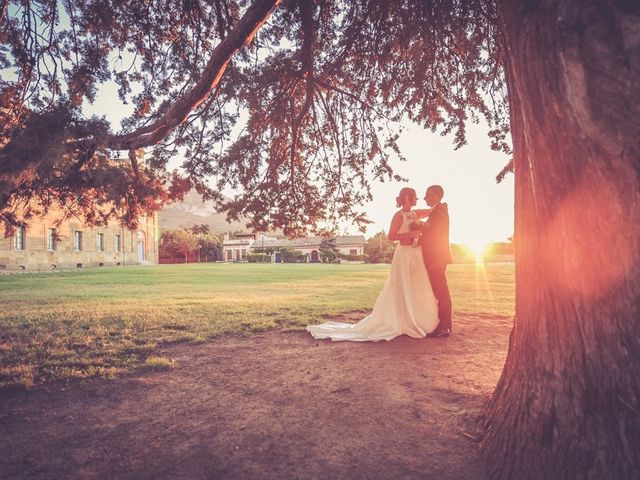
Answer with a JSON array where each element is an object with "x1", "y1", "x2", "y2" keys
[{"x1": 307, "y1": 211, "x2": 439, "y2": 341}]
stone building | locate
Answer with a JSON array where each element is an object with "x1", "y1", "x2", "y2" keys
[{"x1": 0, "y1": 208, "x2": 158, "y2": 272}]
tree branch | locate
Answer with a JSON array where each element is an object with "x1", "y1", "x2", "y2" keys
[
  {"x1": 289, "y1": 0, "x2": 315, "y2": 185},
  {"x1": 0, "y1": 0, "x2": 8, "y2": 29},
  {"x1": 495, "y1": 158, "x2": 513, "y2": 183},
  {"x1": 106, "y1": 0, "x2": 281, "y2": 151}
]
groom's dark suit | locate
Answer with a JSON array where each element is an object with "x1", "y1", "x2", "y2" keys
[{"x1": 420, "y1": 203, "x2": 453, "y2": 332}]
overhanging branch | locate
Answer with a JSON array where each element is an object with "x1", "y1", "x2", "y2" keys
[
  {"x1": 106, "y1": 0, "x2": 281, "y2": 151},
  {"x1": 289, "y1": 0, "x2": 316, "y2": 183}
]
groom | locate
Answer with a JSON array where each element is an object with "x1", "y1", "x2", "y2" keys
[{"x1": 420, "y1": 185, "x2": 453, "y2": 338}]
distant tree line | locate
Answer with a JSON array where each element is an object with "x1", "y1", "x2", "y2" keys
[
  {"x1": 160, "y1": 224, "x2": 223, "y2": 263},
  {"x1": 364, "y1": 232, "x2": 514, "y2": 264},
  {"x1": 160, "y1": 228, "x2": 513, "y2": 265}
]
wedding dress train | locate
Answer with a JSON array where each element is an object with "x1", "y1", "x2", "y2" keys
[{"x1": 307, "y1": 212, "x2": 439, "y2": 341}]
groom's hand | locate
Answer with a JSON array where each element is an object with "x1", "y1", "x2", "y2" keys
[{"x1": 411, "y1": 220, "x2": 427, "y2": 233}]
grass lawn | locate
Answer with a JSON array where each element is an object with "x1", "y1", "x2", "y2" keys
[{"x1": 0, "y1": 262, "x2": 514, "y2": 388}]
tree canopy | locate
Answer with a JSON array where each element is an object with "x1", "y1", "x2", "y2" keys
[
  {"x1": 363, "y1": 231, "x2": 395, "y2": 263},
  {"x1": 3, "y1": 2, "x2": 639, "y2": 478},
  {"x1": 0, "y1": 0, "x2": 509, "y2": 235}
]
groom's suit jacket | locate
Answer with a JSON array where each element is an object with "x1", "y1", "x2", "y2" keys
[{"x1": 420, "y1": 203, "x2": 453, "y2": 269}]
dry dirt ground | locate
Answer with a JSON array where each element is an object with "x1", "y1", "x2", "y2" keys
[{"x1": 0, "y1": 313, "x2": 512, "y2": 480}]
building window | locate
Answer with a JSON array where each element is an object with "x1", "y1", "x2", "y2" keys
[
  {"x1": 74, "y1": 231, "x2": 83, "y2": 251},
  {"x1": 114, "y1": 234, "x2": 121, "y2": 252},
  {"x1": 136, "y1": 231, "x2": 145, "y2": 261},
  {"x1": 96, "y1": 233, "x2": 104, "y2": 252},
  {"x1": 13, "y1": 226, "x2": 25, "y2": 250},
  {"x1": 350, "y1": 249, "x2": 358, "y2": 255},
  {"x1": 227, "y1": 250, "x2": 233, "y2": 261},
  {"x1": 47, "y1": 228, "x2": 57, "y2": 251},
  {"x1": 241, "y1": 249, "x2": 247, "y2": 260}
]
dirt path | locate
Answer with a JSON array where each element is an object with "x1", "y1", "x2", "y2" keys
[{"x1": 0, "y1": 314, "x2": 511, "y2": 480}]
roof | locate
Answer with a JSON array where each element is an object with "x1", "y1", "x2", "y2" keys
[
  {"x1": 223, "y1": 239, "x2": 252, "y2": 246},
  {"x1": 335, "y1": 235, "x2": 367, "y2": 245}
]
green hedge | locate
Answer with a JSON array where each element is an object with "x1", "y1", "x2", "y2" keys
[
  {"x1": 338, "y1": 254, "x2": 365, "y2": 262},
  {"x1": 247, "y1": 253, "x2": 272, "y2": 263},
  {"x1": 281, "y1": 251, "x2": 307, "y2": 263}
]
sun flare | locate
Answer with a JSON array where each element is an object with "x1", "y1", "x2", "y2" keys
[{"x1": 464, "y1": 241, "x2": 490, "y2": 264}]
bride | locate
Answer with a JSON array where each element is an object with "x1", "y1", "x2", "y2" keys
[{"x1": 307, "y1": 187, "x2": 439, "y2": 341}]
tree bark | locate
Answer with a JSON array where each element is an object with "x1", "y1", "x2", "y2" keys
[{"x1": 483, "y1": 1, "x2": 640, "y2": 479}]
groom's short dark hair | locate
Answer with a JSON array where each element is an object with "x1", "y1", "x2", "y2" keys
[{"x1": 427, "y1": 185, "x2": 444, "y2": 200}]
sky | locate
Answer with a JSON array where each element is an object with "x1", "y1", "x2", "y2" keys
[
  {"x1": 360, "y1": 122, "x2": 514, "y2": 246},
  {"x1": 81, "y1": 79, "x2": 514, "y2": 247}
]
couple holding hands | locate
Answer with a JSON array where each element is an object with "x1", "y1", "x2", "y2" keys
[{"x1": 308, "y1": 185, "x2": 453, "y2": 341}]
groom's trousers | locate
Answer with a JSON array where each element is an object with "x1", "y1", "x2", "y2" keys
[{"x1": 427, "y1": 264, "x2": 452, "y2": 331}]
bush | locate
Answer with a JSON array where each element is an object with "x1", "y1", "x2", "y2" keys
[
  {"x1": 339, "y1": 254, "x2": 365, "y2": 262},
  {"x1": 319, "y1": 247, "x2": 337, "y2": 263},
  {"x1": 281, "y1": 250, "x2": 306, "y2": 263},
  {"x1": 248, "y1": 253, "x2": 271, "y2": 263}
]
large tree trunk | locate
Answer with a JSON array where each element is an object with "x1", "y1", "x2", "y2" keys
[{"x1": 482, "y1": 1, "x2": 640, "y2": 479}]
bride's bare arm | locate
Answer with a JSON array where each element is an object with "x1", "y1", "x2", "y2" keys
[
  {"x1": 387, "y1": 212, "x2": 404, "y2": 241},
  {"x1": 388, "y1": 212, "x2": 420, "y2": 243}
]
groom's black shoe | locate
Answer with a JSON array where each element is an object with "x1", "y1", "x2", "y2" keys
[{"x1": 426, "y1": 329, "x2": 451, "y2": 338}]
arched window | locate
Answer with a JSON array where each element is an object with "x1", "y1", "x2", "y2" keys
[{"x1": 137, "y1": 231, "x2": 146, "y2": 262}]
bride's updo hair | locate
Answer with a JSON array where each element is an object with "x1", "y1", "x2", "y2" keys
[{"x1": 396, "y1": 187, "x2": 416, "y2": 208}]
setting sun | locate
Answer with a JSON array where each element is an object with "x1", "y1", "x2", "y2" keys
[{"x1": 463, "y1": 240, "x2": 491, "y2": 264}]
